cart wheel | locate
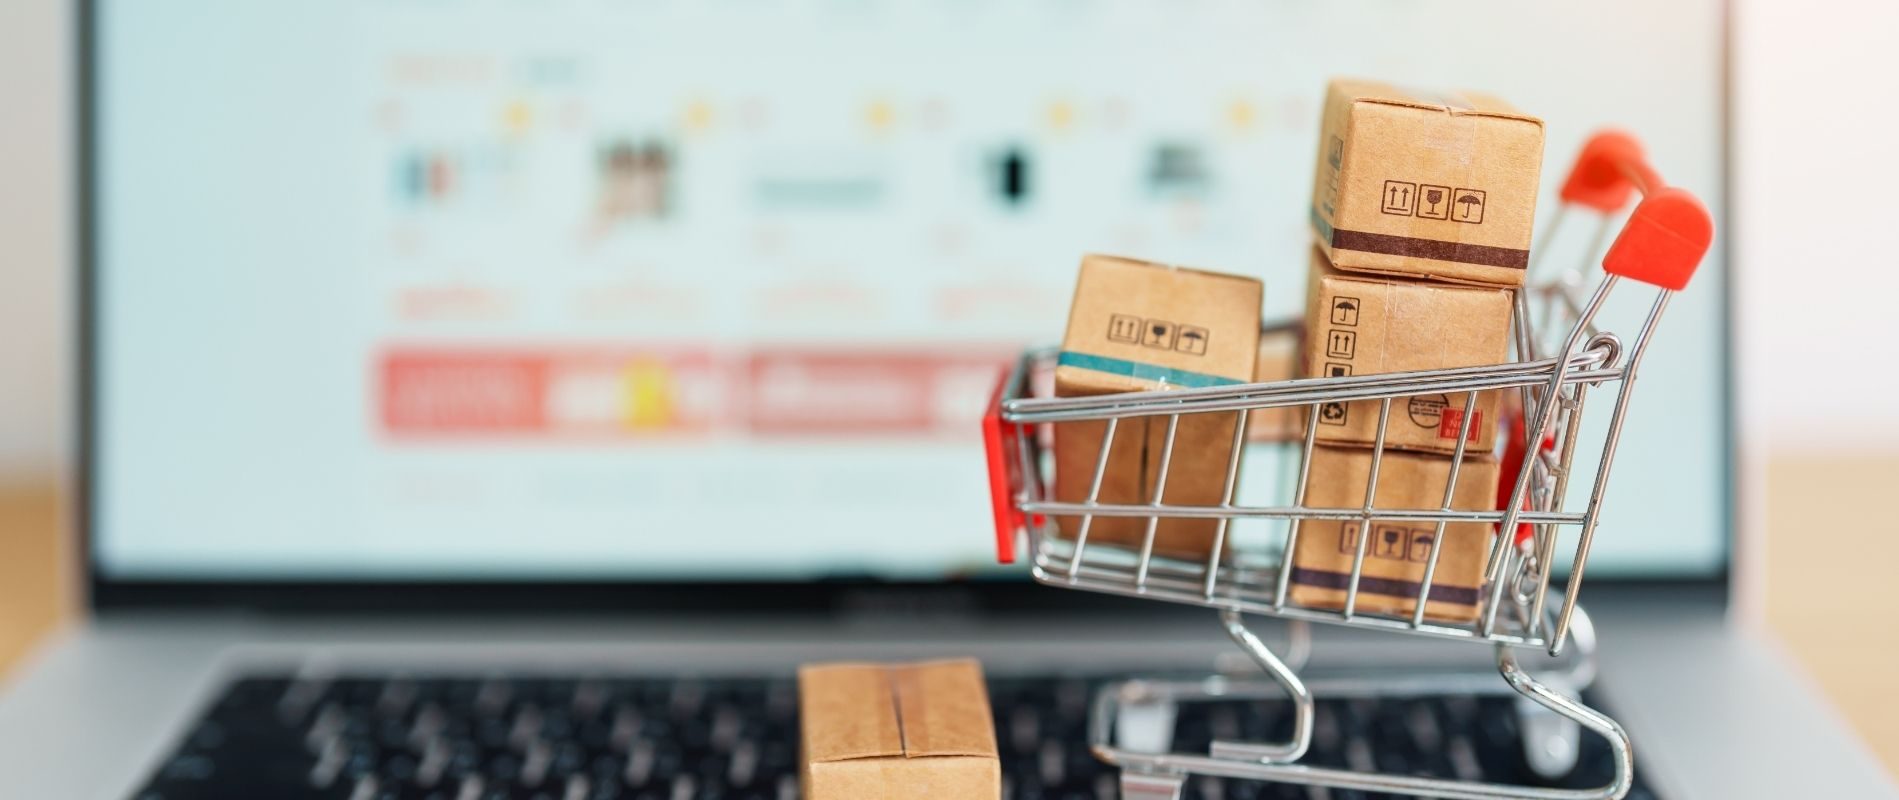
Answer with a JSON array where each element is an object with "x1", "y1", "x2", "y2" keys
[
  {"x1": 1516, "y1": 693, "x2": 1583, "y2": 780},
  {"x1": 1120, "y1": 771, "x2": 1188, "y2": 800},
  {"x1": 1496, "y1": 607, "x2": 1634, "y2": 800}
]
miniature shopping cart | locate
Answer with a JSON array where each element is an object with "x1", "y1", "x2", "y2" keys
[{"x1": 981, "y1": 132, "x2": 1713, "y2": 800}]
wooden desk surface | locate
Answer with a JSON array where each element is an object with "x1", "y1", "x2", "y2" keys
[
  {"x1": 0, "y1": 482, "x2": 66, "y2": 678},
  {"x1": 1, "y1": 461, "x2": 1895, "y2": 778},
  {"x1": 1763, "y1": 455, "x2": 1899, "y2": 777}
]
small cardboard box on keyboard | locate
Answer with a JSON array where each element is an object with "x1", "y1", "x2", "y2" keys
[
  {"x1": 1287, "y1": 445, "x2": 1501, "y2": 623},
  {"x1": 1053, "y1": 254, "x2": 1263, "y2": 561},
  {"x1": 799, "y1": 659, "x2": 1000, "y2": 800},
  {"x1": 1308, "y1": 78, "x2": 1545, "y2": 288}
]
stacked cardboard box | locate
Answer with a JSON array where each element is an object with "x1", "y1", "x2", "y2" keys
[
  {"x1": 1307, "y1": 79, "x2": 1545, "y2": 287},
  {"x1": 1301, "y1": 248, "x2": 1513, "y2": 455},
  {"x1": 1288, "y1": 447, "x2": 1502, "y2": 621},
  {"x1": 1289, "y1": 79, "x2": 1544, "y2": 622},
  {"x1": 1053, "y1": 254, "x2": 1262, "y2": 561}
]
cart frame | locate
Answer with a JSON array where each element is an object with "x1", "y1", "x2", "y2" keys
[{"x1": 981, "y1": 131, "x2": 1713, "y2": 800}]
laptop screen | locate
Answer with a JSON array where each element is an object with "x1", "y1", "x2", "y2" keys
[{"x1": 87, "y1": 1, "x2": 1730, "y2": 585}]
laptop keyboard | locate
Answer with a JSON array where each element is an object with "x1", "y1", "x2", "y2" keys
[{"x1": 129, "y1": 673, "x2": 1657, "y2": 800}]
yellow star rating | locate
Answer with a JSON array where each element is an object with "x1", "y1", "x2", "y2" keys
[{"x1": 623, "y1": 360, "x2": 675, "y2": 430}]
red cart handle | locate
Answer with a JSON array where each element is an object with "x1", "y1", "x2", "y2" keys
[
  {"x1": 1559, "y1": 130, "x2": 1655, "y2": 213},
  {"x1": 1602, "y1": 187, "x2": 1712, "y2": 291},
  {"x1": 1559, "y1": 130, "x2": 1714, "y2": 291},
  {"x1": 1501, "y1": 131, "x2": 1711, "y2": 544},
  {"x1": 982, "y1": 370, "x2": 1025, "y2": 564}
]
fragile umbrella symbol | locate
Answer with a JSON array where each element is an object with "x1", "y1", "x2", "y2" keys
[
  {"x1": 1423, "y1": 188, "x2": 1444, "y2": 211},
  {"x1": 1457, "y1": 193, "x2": 1483, "y2": 218}
]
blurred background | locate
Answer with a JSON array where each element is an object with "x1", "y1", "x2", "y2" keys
[{"x1": 0, "y1": 0, "x2": 1893, "y2": 777}]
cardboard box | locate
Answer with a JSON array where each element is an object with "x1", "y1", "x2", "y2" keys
[
  {"x1": 1246, "y1": 323, "x2": 1304, "y2": 443},
  {"x1": 800, "y1": 659, "x2": 1000, "y2": 800},
  {"x1": 1050, "y1": 415, "x2": 1148, "y2": 544},
  {"x1": 1053, "y1": 254, "x2": 1262, "y2": 559},
  {"x1": 1287, "y1": 446, "x2": 1501, "y2": 622},
  {"x1": 1308, "y1": 78, "x2": 1545, "y2": 287},
  {"x1": 1302, "y1": 247, "x2": 1510, "y2": 455}
]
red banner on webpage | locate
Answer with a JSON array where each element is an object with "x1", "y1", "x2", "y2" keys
[
  {"x1": 377, "y1": 347, "x2": 1010, "y2": 439},
  {"x1": 379, "y1": 348, "x2": 720, "y2": 437},
  {"x1": 741, "y1": 350, "x2": 1007, "y2": 436}
]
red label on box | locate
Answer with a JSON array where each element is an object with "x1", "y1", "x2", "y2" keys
[{"x1": 1438, "y1": 408, "x2": 1483, "y2": 441}]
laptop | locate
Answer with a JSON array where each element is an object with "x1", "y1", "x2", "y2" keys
[{"x1": 1, "y1": 0, "x2": 1893, "y2": 798}]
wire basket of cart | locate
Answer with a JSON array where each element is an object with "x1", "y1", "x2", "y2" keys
[{"x1": 981, "y1": 132, "x2": 1714, "y2": 800}]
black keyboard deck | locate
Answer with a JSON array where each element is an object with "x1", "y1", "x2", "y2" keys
[{"x1": 131, "y1": 673, "x2": 1657, "y2": 800}]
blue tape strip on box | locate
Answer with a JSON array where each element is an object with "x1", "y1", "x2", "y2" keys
[{"x1": 1055, "y1": 351, "x2": 1244, "y2": 390}]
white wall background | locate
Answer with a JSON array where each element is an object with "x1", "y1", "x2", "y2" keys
[
  {"x1": 0, "y1": 0, "x2": 70, "y2": 480},
  {"x1": 1733, "y1": 0, "x2": 1899, "y2": 453},
  {"x1": 0, "y1": 0, "x2": 1895, "y2": 482}
]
